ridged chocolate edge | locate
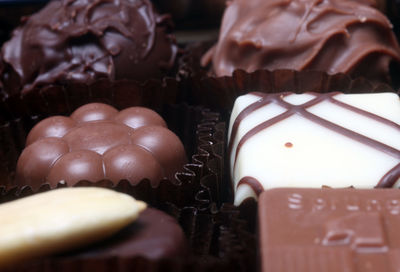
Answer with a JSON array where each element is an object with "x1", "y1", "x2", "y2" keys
[
  {"x1": 178, "y1": 42, "x2": 398, "y2": 112},
  {"x1": 0, "y1": 77, "x2": 241, "y2": 271},
  {"x1": 176, "y1": 42, "x2": 399, "y2": 211},
  {"x1": 176, "y1": 44, "x2": 400, "y2": 272},
  {"x1": 0, "y1": 79, "x2": 222, "y2": 211},
  {"x1": 4, "y1": 203, "x2": 244, "y2": 272},
  {"x1": 0, "y1": 78, "x2": 180, "y2": 121}
]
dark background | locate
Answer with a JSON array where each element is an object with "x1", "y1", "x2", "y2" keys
[{"x1": 0, "y1": 0, "x2": 227, "y2": 44}]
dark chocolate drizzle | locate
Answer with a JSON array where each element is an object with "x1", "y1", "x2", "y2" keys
[
  {"x1": 377, "y1": 163, "x2": 400, "y2": 187},
  {"x1": 1, "y1": 0, "x2": 177, "y2": 95},
  {"x1": 228, "y1": 91, "x2": 278, "y2": 155},
  {"x1": 230, "y1": 92, "x2": 400, "y2": 194},
  {"x1": 237, "y1": 177, "x2": 264, "y2": 196}
]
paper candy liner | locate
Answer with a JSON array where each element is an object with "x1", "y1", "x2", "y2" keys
[
  {"x1": 214, "y1": 202, "x2": 258, "y2": 272},
  {"x1": 184, "y1": 68, "x2": 397, "y2": 112},
  {"x1": 0, "y1": 107, "x2": 225, "y2": 210},
  {"x1": 0, "y1": 78, "x2": 179, "y2": 121},
  {"x1": 175, "y1": 43, "x2": 400, "y2": 272},
  {"x1": 176, "y1": 41, "x2": 399, "y2": 209},
  {"x1": 0, "y1": 77, "x2": 253, "y2": 271},
  {"x1": 185, "y1": 71, "x2": 399, "y2": 253},
  {"x1": 176, "y1": 42, "x2": 398, "y2": 212},
  {"x1": 0, "y1": 78, "x2": 225, "y2": 212},
  {"x1": 178, "y1": 42, "x2": 398, "y2": 111},
  {"x1": 0, "y1": 190, "x2": 254, "y2": 272},
  {"x1": 0, "y1": 202, "x2": 254, "y2": 272}
]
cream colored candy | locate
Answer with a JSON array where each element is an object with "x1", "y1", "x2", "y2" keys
[
  {"x1": 229, "y1": 92, "x2": 400, "y2": 205},
  {"x1": 0, "y1": 187, "x2": 146, "y2": 268}
]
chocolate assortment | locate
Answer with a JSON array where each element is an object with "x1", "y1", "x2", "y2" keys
[
  {"x1": 1, "y1": 0, "x2": 400, "y2": 271},
  {"x1": 0, "y1": 76, "x2": 230, "y2": 270},
  {"x1": 0, "y1": 0, "x2": 177, "y2": 96},
  {"x1": 204, "y1": 0, "x2": 400, "y2": 81},
  {"x1": 0, "y1": 188, "x2": 189, "y2": 270},
  {"x1": 16, "y1": 103, "x2": 187, "y2": 190},
  {"x1": 228, "y1": 91, "x2": 400, "y2": 205}
]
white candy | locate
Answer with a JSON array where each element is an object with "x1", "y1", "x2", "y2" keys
[{"x1": 229, "y1": 92, "x2": 400, "y2": 205}]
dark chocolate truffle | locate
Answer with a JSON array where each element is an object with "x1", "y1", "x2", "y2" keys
[
  {"x1": 16, "y1": 103, "x2": 187, "y2": 189},
  {"x1": 64, "y1": 208, "x2": 188, "y2": 260},
  {"x1": 204, "y1": 0, "x2": 400, "y2": 81},
  {"x1": 0, "y1": 0, "x2": 177, "y2": 95}
]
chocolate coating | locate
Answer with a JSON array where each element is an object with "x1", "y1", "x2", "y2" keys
[
  {"x1": 103, "y1": 145, "x2": 163, "y2": 186},
  {"x1": 47, "y1": 150, "x2": 104, "y2": 185},
  {"x1": 259, "y1": 188, "x2": 400, "y2": 272},
  {"x1": 17, "y1": 138, "x2": 70, "y2": 186},
  {"x1": 1, "y1": 0, "x2": 177, "y2": 95},
  {"x1": 130, "y1": 126, "x2": 187, "y2": 179},
  {"x1": 71, "y1": 103, "x2": 118, "y2": 123},
  {"x1": 26, "y1": 116, "x2": 76, "y2": 146},
  {"x1": 64, "y1": 122, "x2": 133, "y2": 155},
  {"x1": 115, "y1": 107, "x2": 167, "y2": 130},
  {"x1": 62, "y1": 208, "x2": 188, "y2": 260},
  {"x1": 16, "y1": 103, "x2": 187, "y2": 189},
  {"x1": 206, "y1": 0, "x2": 400, "y2": 81}
]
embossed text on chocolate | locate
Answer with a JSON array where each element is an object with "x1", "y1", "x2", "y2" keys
[{"x1": 288, "y1": 193, "x2": 400, "y2": 214}]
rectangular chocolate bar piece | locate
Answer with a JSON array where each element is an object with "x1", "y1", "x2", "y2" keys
[
  {"x1": 259, "y1": 188, "x2": 400, "y2": 272},
  {"x1": 229, "y1": 92, "x2": 400, "y2": 205}
]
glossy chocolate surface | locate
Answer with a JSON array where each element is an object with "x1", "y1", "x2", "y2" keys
[
  {"x1": 1, "y1": 0, "x2": 177, "y2": 95},
  {"x1": 63, "y1": 208, "x2": 188, "y2": 260},
  {"x1": 259, "y1": 188, "x2": 400, "y2": 272},
  {"x1": 16, "y1": 103, "x2": 187, "y2": 189},
  {"x1": 205, "y1": 0, "x2": 400, "y2": 81}
]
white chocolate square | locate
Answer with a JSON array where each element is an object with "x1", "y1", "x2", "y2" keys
[{"x1": 229, "y1": 92, "x2": 400, "y2": 205}]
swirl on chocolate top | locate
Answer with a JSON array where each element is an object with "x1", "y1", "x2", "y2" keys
[
  {"x1": 1, "y1": 0, "x2": 177, "y2": 95},
  {"x1": 16, "y1": 103, "x2": 187, "y2": 189},
  {"x1": 205, "y1": 0, "x2": 400, "y2": 81}
]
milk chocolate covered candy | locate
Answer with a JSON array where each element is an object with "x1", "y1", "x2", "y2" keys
[
  {"x1": 16, "y1": 103, "x2": 187, "y2": 189},
  {"x1": 205, "y1": 0, "x2": 400, "y2": 82}
]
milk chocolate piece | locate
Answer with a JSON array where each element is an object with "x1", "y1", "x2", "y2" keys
[
  {"x1": 1, "y1": 0, "x2": 177, "y2": 95},
  {"x1": 205, "y1": 0, "x2": 400, "y2": 81},
  {"x1": 229, "y1": 92, "x2": 400, "y2": 205},
  {"x1": 16, "y1": 103, "x2": 187, "y2": 189},
  {"x1": 64, "y1": 208, "x2": 188, "y2": 260},
  {"x1": 259, "y1": 188, "x2": 400, "y2": 272}
]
